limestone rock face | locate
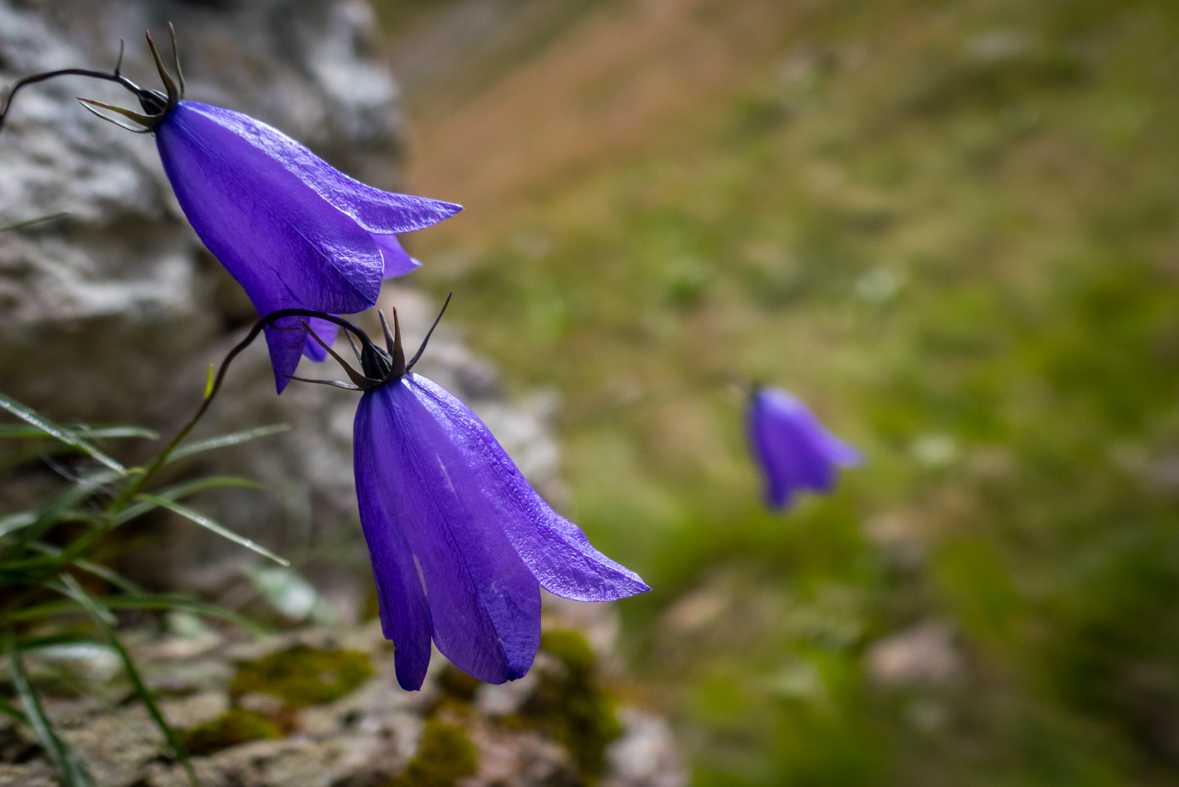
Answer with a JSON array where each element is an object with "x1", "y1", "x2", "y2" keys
[{"x1": 0, "y1": 1, "x2": 562, "y2": 616}]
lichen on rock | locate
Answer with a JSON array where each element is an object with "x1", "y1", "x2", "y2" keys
[
  {"x1": 230, "y1": 644, "x2": 374, "y2": 710},
  {"x1": 389, "y1": 718, "x2": 479, "y2": 787},
  {"x1": 181, "y1": 708, "x2": 283, "y2": 757}
]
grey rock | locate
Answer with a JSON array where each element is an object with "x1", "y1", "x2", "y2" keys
[
  {"x1": 603, "y1": 710, "x2": 686, "y2": 787},
  {"x1": 865, "y1": 620, "x2": 963, "y2": 687},
  {"x1": 0, "y1": 760, "x2": 58, "y2": 787},
  {"x1": 15, "y1": 607, "x2": 681, "y2": 786}
]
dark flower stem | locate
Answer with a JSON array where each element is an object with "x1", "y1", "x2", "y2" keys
[
  {"x1": 109, "y1": 309, "x2": 366, "y2": 514},
  {"x1": 0, "y1": 38, "x2": 143, "y2": 137}
]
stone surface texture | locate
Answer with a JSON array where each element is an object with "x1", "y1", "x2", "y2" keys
[{"x1": 0, "y1": 601, "x2": 683, "y2": 787}]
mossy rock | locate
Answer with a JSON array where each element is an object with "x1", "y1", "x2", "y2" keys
[
  {"x1": 230, "y1": 645, "x2": 373, "y2": 709},
  {"x1": 181, "y1": 708, "x2": 282, "y2": 756},
  {"x1": 510, "y1": 630, "x2": 622, "y2": 780},
  {"x1": 437, "y1": 663, "x2": 483, "y2": 702},
  {"x1": 388, "y1": 719, "x2": 478, "y2": 787}
]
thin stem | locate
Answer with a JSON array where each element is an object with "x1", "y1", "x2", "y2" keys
[
  {"x1": 108, "y1": 309, "x2": 370, "y2": 514},
  {"x1": 0, "y1": 68, "x2": 142, "y2": 137}
]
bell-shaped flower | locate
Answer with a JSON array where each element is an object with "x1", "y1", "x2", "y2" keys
[
  {"x1": 154, "y1": 101, "x2": 457, "y2": 389},
  {"x1": 60, "y1": 31, "x2": 459, "y2": 391},
  {"x1": 748, "y1": 386, "x2": 862, "y2": 511},
  {"x1": 270, "y1": 304, "x2": 649, "y2": 690}
]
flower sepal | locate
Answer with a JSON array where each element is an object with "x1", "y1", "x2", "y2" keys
[
  {"x1": 259, "y1": 294, "x2": 451, "y2": 393},
  {"x1": 76, "y1": 27, "x2": 182, "y2": 133}
]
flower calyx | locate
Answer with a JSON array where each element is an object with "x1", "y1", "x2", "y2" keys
[
  {"x1": 76, "y1": 26, "x2": 184, "y2": 133},
  {"x1": 265, "y1": 294, "x2": 452, "y2": 393}
]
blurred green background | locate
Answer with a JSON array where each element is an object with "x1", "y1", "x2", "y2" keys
[{"x1": 374, "y1": 1, "x2": 1179, "y2": 784}]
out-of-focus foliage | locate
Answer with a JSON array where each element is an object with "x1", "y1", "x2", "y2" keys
[{"x1": 389, "y1": 0, "x2": 1179, "y2": 783}]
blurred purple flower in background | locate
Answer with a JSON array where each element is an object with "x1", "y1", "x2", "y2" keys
[
  {"x1": 338, "y1": 313, "x2": 648, "y2": 690},
  {"x1": 747, "y1": 386, "x2": 862, "y2": 511},
  {"x1": 154, "y1": 101, "x2": 458, "y2": 390}
]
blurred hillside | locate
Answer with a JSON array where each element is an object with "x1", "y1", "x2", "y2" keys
[{"x1": 375, "y1": 1, "x2": 1179, "y2": 784}]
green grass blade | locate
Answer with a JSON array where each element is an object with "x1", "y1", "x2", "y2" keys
[
  {"x1": 3, "y1": 629, "x2": 96, "y2": 787},
  {"x1": 0, "y1": 425, "x2": 60, "y2": 438},
  {"x1": 0, "y1": 697, "x2": 28, "y2": 723},
  {"x1": 0, "y1": 511, "x2": 36, "y2": 537},
  {"x1": 0, "y1": 212, "x2": 69, "y2": 233},
  {"x1": 28, "y1": 542, "x2": 142, "y2": 593},
  {"x1": 54, "y1": 577, "x2": 198, "y2": 787},
  {"x1": 16, "y1": 632, "x2": 104, "y2": 650},
  {"x1": 9, "y1": 593, "x2": 269, "y2": 633},
  {"x1": 0, "y1": 394, "x2": 125, "y2": 474},
  {"x1": 111, "y1": 476, "x2": 263, "y2": 526},
  {"x1": 139, "y1": 494, "x2": 289, "y2": 566},
  {"x1": 165, "y1": 424, "x2": 290, "y2": 463},
  {"x1": 69, "y1": 425, "x2": 159, "y2": 440},
  {"x1": 9, "y1": 470, "x2": 118, "y2": 555},
  {"x1": 0, "y1": 424, "x2": 158, "y2": 440}
]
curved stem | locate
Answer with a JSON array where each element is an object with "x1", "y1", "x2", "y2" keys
[
  {"x1": 108, "y1": 309, "x2": 369, "y2": 514},
  {"x1": 0, "y1": 68, "x2": 143, "y2": 137}
]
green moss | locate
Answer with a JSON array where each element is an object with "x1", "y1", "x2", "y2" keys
[
  {"x1": 510, "y1": 630, "x2": 622, "y2": 781},
  {"x1": 230, "y1": 645, "x2": 373, "y2": 709},
  {"x1": 181, "y1": 708, "x2": 282, "y2": 756},
  {"x1": 388, "y1": 719, "x2": 478, "y2": 787},
  {"x1": 436, "y1": 663, "x2": 483, "y2": 702}
]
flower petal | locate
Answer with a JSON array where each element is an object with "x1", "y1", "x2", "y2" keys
[
  {"x1": 405, "y1": 375, "x2": 650, "y2": 603},
  {"x1": 354, "y1": 394, "x2": 434, "y2": 691},
  {"x1": 302, "y1": 316, "x2": 341, "y2": 363},
  {"x1": 181, "y1": 102, "x2": 462, "y2": 234},
  {"x1": 373, "y1": 234, "x2": 422, "y2": 279},
  {"x1": 749, "y1": 388, "x2": 860, "y2": 510},
  {"x1": 264, "y1": 323, "x2": 308, "y2": 393},
  {"x1": 156, "y1": 103, "x2": 384, "y2": 317},
  {"x1": 356, "y1": 382, "x2": 542, "y2": 685}
]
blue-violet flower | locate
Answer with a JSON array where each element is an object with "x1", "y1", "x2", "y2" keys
[
  {"x1": 748, "y1": 386, "x2": 862, "y2": 511},
  {"x1": 278, "y1": 306, "x2": 650, "y2": 690},
  {"x1": 356, "y1": 373, "x2": 649, "y2": 690},
  {"x1": 155, "y1": 101, "x2": 457, "y2": 391},
  {"x1": 72, "y1": 32, "x2": 459, "y2": 391}
]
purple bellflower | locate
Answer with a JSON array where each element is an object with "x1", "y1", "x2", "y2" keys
[
  {"x1": 267, "y1": 302, "x2": 649, "y2": 690},
  {"x1": 748, "y1": 386, "x2": 862, "y2": 511},
  {"x1": 68, "y1": 31, "x2": 459, "y2": 391}
]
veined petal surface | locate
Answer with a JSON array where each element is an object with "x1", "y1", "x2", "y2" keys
[
  {"x1": 353, "y1": 403, "x2": 433, "y2": 690},
  {"x1": 394, "y1": 375, "x2": 648, "y2": 603},
  {"x1": 373, "y1": 233, "x2": 421, "y2": 278},
  {"x1": 182, "y1": 102, "x2": 462, "y2": 233},
  {"x1": 354, "y1": 375, "x2": 648, "y2": 687},
  {"x1": 355, "y1": 380, "x2": 540, "y2": 687},
  {"x1": 156, "y1": 103, "x2": 384, "y2": 316}
]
